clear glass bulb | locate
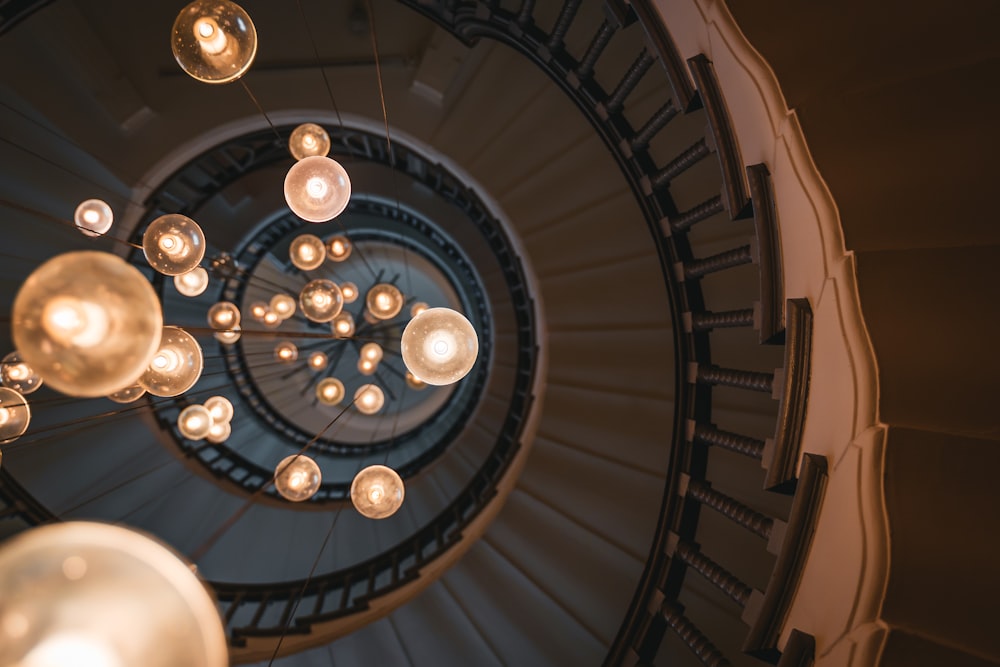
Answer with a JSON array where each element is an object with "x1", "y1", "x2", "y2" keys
[
  {"x1": 204, "y1": 396, "x2": 234, "y2": 424},
  {"x1": 249, "y1": 302, "x2": 268, "y2": 321},
  {"x1": 270, "y1": 294, "x2": 296, "y2": 320},
  {"x1": 107, "y1": 384, "x2": 146, "y2": 404},
  {"x1": 12, "y1": 251, "x2": 163, "y2": 397},
  {"x1": 360, "y1": 342, "x2": 383, "y2": 363},
  {"x1": 283, "y1": 156, "x2": 351, "y2": 223},
  {"x1": 142, "y1": 214, "x2": 206, "y2": 276},
  {"x1": 273, "y1": 454, "x2": 321, "y2": 502},
  {"x1": 274, "y1": 341, "x2": 298, "y2": 363},
  {"x1": 174, "y1": 267, "x2": 209, "y2": 297},
  {"x1": 400, "y1": 307, "x2": 479, "y2": 386},
  {"x1": 340, "y1": 281, "x2": 358, "y2": 303},
  {"x1": 206, "y1": 301, "x2": 240, "y2": 330},
  {"x1": 357, "y1": 357, "x2": 377, "y2": 376},
  {"x1": 326, "y1": 236, "x2": 352, "y2": 262},
  {"x1": 307, "y1": 351, "x2": 328, "y2": 371},
  {"x1": 214, "y1": 325, "x2": 241, "y2": 344},
  {"x1": 0, "y1": 387, "x2": 30, "y2": 444},
  {"x1": 139, "y1": 327, "x2": 204, "y2": 398},
  {"x1": 206, "y1": 420, "x2": 232, "y2": 444},
  {"x1": 353, "y1": 383, "x2": 384, "y2": 415},
  {"x1": 365, "y1": 283, "x2": 403, "y2": 320},
  {"x1": 73, "y1": 199, "x2": 113, "y2": 237},
  {"x1": 315, "y1": 378, "x2": 344, "y2": 405},
  {"x1": 261, "y1": 309, "x2": 281, "y2": 328},
  {"x1": 299, "y1": 279, "x2": 343, "y2": 322},
  {"x1": 350, "y1": 465, "x2": 404, "y2": 519},
  {"x1": 289, "y1": 234, "x2": 326, "y2": 271},
  {"x1": 331, "y1": 312, "x2": 355, "y2": 338},
  {"x1": 171, "y1": 0, "x2": 257, "y2": 84},
  {"x1": 177, "y1": 404, "x2": 214, "y2": 440},
  {"x1": 1, "y1": 351, "x2": 43, "y2": 395},
  {"x1": 288, "y1": 123, "x2": 330, "y2": 160},
  {"x1": 405, "y1": 371, "x2": 427, "y2": 391},
  {"x1": 410, "y1": 301, "x2": 428, "y2": 318},
  {"x1": 0, "y1": 522, "x2": 228, "y2": 667}
]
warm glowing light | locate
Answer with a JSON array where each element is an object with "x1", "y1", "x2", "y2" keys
[
  {"x1": 299, "y1": 279, "x2": 343, "y2": 322},
  {"x1": 331, "y1": 312, "x2": 355, "y2": 338},
  {"x1": 107, "y1": 384, "x2": 146, "y2": 404},
  {"x1": 353, "y1": 384, "x2": 384, "y2": 415},
  {"x1": 288, "y1": 123, "x2": 331, "y2": 160},
  {"x1": 142, "y1": 214, "x2": 206, "y2": 276},
  {"x1": 326, "y1": 236, "x2": 352, "y2": 262},
  {"x1": 139, "y1": 327, "x2": 203, "y2": 397},
  {"x1": 308, "y1": 351, "x2": 328, "y2": 371},
  {"x1": 12, "y1": 252, "x2": 162, "y2": 397},
  {"x1": 262, "y1": 309, "x2": 280, "y2": 328},
  {"x1": 177, "y1": 404, "x2": 214, "y2": 440},
  {"x1": 0, "y1": 388, "x2": 30, "y2": 444},
  {"x1": 174, "y1": 267, "x2": 209, "y2": 297},
  {"x1": 360, "y1": 342, "x2": 383, "y2": 364},
  {"x1": 283, "y1": 156, "x2": 351, "y2": 223},
  {"x1": 365, "y1": 283, "x2": 403, "y2": 320},
  {"x1": 340, "y1": 281, "x2": 358, "y2": 303},
  {"x1": 171, "y1": 0, "x2": 257, "y2": 84},
  {"x1": 206, "y1": 420, "x2": 232, "y2": 444},
  {"x1": 273, "y1": 455, "x2": 321, "y2": 502},
  {"x1": 214, "y1": 326, "x2": 241, "y2": 344},
  {"x1": 289, "y1": 234, "x2": 326, "y2": 271},
  {"x1": 207, "y1": 302, "x2": 240, "y2": 330},
  {"x1": 274, "y1": 341, "x2": 298, "y2": 363},
  {"x1": 249, "y1": 302, "x2": 268, "y2": 321},
  {"x1": 270, "y1": 294, "x2": 296, "y2": 320},
  {"x1": 405, "y1": 371, "x2": 427, "y2": 390},
  {"x1": 1, "y1": 351, "x2": 43, "y2": 395},
  {"x1": 400, "y1": 307, "x2": 479, "y2": 386},
  {"x1": 73, "y1": 199, "x2": 113, "y2": 237},
  {"x1": 350, "y1": 465, "x2": 404, "y2": 519},
  {"x1": 315, "y1": 378, "x2": 345, "y2": 405},
  {"x1": 410, "y1": 301, "x2": 429, "y2": 318},
  {"x1": 204, "y1": 396, "x2": 234, "y2": 424},
  {"x1": 357, "y1": 357, "x2": 377, "y2": 375}
]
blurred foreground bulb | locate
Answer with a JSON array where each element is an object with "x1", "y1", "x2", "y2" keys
[
  {"x1": 261, "y1": 309, "x2": 281, "y2": 328},
  {"x1": 405, "y1": 371, "x2": 427, "y2": 391},
  {"x1": 207, "y1": 301, "x2": 240, "y2": 330},
  {"x1": 1, "y1": 351, "x2": 43, "y2": 395},
  {"x1": 315, "y1": 378, "x2": 344, "y2": 405},
  {"x1": 270, "y1": 293, "x2": 296, "y2": 320},
  {"x1": 326, "y1": 236, "x2": 352, "y2": 262},
  {"x1": 401, "y1": 307, "x2": 478, "y2": 386},
  {"x1": 204, "y1": 396, "x2": 234, "y2": 424},
  {"x1": 340, "y1": 281, "x2": 358, "y2": 303},
  {"x1": 139, "y1": 327, "x2": 203, "y2": 397},
  {"x1": 177, "y1": 404, "x2": 213, "y2": 440},
  {"x1": 350, "y1": 465, "x2": 404, "y2": 519},
  {"x1": 107, "y1": 384, "x2": 146, "y2": 404},
  {"x1": 73, "y1": 199, "x2": 113, "y2": 237},
  {"x1": 274, "y1": 455, "x2": 321, "y2": 502},
  {"x1": 284, "y1": 156, "x2": 351, "y2": 223},
  {"x1": 249, "y1": 301, "x2": 268, "y2": 321},
  {"x1": 299, "y1": 279, "x2": 343, "y2": 322},
  {"x1": 331, "y1": 312, "x2": 355, "y2": 338},
  {"x1": 171, "y1": 0, "x2": 257, "y2": 84},
  {"x1": 354, "y1": 384, "x2": 384, "y2": 415},
  {"x1": 142, "y1": 214, "x2": 206, "y2": 276},
  {"x1": 366, "y1": 283, "x2": 403, "y2": 320},
  {"x1": 174, "y1": 267, "x2": 209, "y2": 297},
  {"x1": 308, "y1": 351, "x2": 328, "y2": 371},
  {"x1": 274, "y1": 341, "x2": 298, "y2": 363},
  {"x1": 289, "y1": 234, "x2": 326, "y2": 271},
  {"x1": 0, "y1": 387, "x2": 30, "y2": 444},
  {"x1": 288, "y1": 123, "x2": 330, "y2": 160},
  {"x1": 12, "y1": 251, "x2": 163, "y2": 397},
  {"x1": 214, "y1": 325, "x2": 241, "y2": 345},
  {"x1": 0, "y1": 521, "x2": 228, "y2": 667}
]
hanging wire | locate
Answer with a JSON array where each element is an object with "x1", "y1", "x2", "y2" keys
[{"x1": 239, "y1": 79, "x2": 283, "y2": 144}]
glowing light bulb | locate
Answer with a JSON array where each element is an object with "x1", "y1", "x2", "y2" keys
[
  {"x1": 214, "y1": 325, "x2": 241, "y2": 344},
  {"x1": 177, "y1": 404, "x2": 213, "y2": 440},
  {"x1": 326, "y1": 236, "x2": 352, "y2": 262},
  {"x1": 249, "y1": 302, "x2": 268, "y2": 321},
  {"x1": 142, "y1": 214, "x2": 206, "y2": 276},
  {"x1": 0, "y1": 388, "x2": 30, "y2": 444},
  {"x1": 288, "y1": 123, "x2": 331, "y2": 160},
  {"x1": 315, "y1": 378, "x2": 344, "y2": 405},
  {"x1": 174, "y1": 267, "x2": 209, "y2": 297},
  {"x1": 274, "y1": 341, "x2": 298, "y2": 363},
  {"x1": 73, "y1": 199, "x2": 113, "y2": 237},
  {"x1": 289, "y1": 234, "x2": 326, "y2": 271},
  {"x1": 273, "y1": 455, "x2": 321, "y2": 502},
  {"x1": 410, "y1": 301, "x2": 429, "y2": 318},
  {"x1": 357, "y1": 357, "x2": 377, "y2": 375},
  {"x1": 107, "y1": 384, "x2": 146, "y2": 404},
  {"x1": 204, "y1": 396, "x2": 234, "y2": 424},
  {"x1": 299, "y1": 279, "x2": 343, "y2": 322},
  {"x1": 12, "y1": 252, "x2": 163, "y2": 397},
  {"x1": 350, "y1": 465, "x2": 404, "y2": 519},
  {"x1": 139, "y1": 327, "x2": 203, "y2": 397},
  {"x1": 365, "y1": 283, "x2": 403, "y2": 320},
  {"x1": 261, "y1": 309, "x2": 281, "y2": 328},
  {"x1": 340, "y1": 281, "x2": 358, "y2": 303},
  {"x1": 308, "y1": 351, "x2": 328, "y2": 371},
  {"x1": 207, "y1": 302, "x2": 240, "y2": 330},
  {"x1": 360, "y1": 342, "x2": 383, "y2": 364},
  {"x1": 270, "y1": 294, "x2": 296, "y2": 320},
  {"x1": 405, "y1": 371, "x2": 427, "y2": 390},
  {"x1": 1, "y1": 352, "x2": 43, "y2": 395},
  {"x1": 206, "y1": 421, "x2": 231, "y2": 444},
  {"x1": 400, "y1": 307, "x2": 479, "y2": 386},
  {"x1": 353, "y1": 384, "x2": 384, "y2": 415},
  {"x1": 331, "y1": 312, "x2": 355, "y2": 338},
  {"x1": 283, "y1": 156, "x2": 351, "y2": 223},
  {"x1": 171, "y1": 0, "x2": 257, "y2": 84}
]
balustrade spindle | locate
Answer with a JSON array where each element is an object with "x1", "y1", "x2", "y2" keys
[
  {"x1": 683, "y1": 245, "x2": 753, "y2": 280},
  {"x1": 695, "y1": 363, "x2": 774, "y2": 394},
  {"x1": 547, "y1": 0, "x2": 580, "y2": 51},
  {"x1": 577, "y1": 20, "x2": 615, "y2": 79},
  {"x1": 675, "y1": 541, "x2": 752, "y2": 607},
  {"x1": 667, "y1": 195, "x2": 726, "y2": 233},
  {"x1": 631, "y1": 100, "x2": 679, "y2": 152},
  {"x1": 648, "y1": 138, "x2": 711, "y2": 192},
  {"x1": 690, "y1": 309, "x2": 755, "y2": 332},
  {"x1": 692, "y1": 422, "x2": 765, "y2": 458},
  {"x1": 516, "y1": 0, "x2": 535, "y2": 26},
  {"x1": 686, "y1": 478, "x2": 773, "y2": 540},
  {"x1": 606, "y1": 50, "x2": 655, "y2": 112},
  {"x1": 661, "y1": 603, "x2": 733, "y2": 667}
]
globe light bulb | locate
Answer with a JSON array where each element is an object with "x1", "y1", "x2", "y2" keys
[
  {"x1": 204, "y1": 396, "x2": 234, "y2": 424},
  {"x1": 405, "y1": 371, "x2": 427, "y2": 391},
  {"x1": 1, "y1": 351, "x2": 43, "y2": 395},
  {"x1": 307, "y1": 351, "x2": 328, "y2": 371},
  {"x1": 283, "y1": 156, "x2": 351, "y2": 223},
  {"x1": 353, "y1": 384, "x2": 384, "y2": 415},
  {"x1": 270, "y1": 293, "x2": 296, "y2": 320},
  {"x1": 0, "y1": 387, "x2": 30, "y2": 444},
  {"x1": 142, "y1": 214, "x2": 206, "y2": 276},
  {"x1": 214, "y1": 325, "x2": 241, "y2": 345},
  {"x1": 139, "y1": 327, "x2": 203, "y2": 397},
  {"x1": 410, "y1": 301, "x2": 428, "y2": 318},
  {"x1": 107, "y1": 384, "x2": 146, "y2": 404},
  {"x1": 205, "y1": 420, "x2": 232, "y2": 444},
  {"x1": 288, "y1": 123, "x2": 330, "y2": 160},
  {"x1": 261, "y1": 309, "x2": 281, "y2": 328},
  {"x1": 0, "y1": 522, "x2": 228, "y2": 667},
  {"x1": 73, "y1": 199, "x2": 113, "y2": 237},
  {"x1": 249, "y1": 302, "x2": 268, "y2": 321},
  {"x1": 299, "y1": 279, "x2": 343, "y2": 322},
  {"x1": 400, "y1": 307, "x2": 479, "y2": 386},
  {"x1": 12, "y1": 251, "x2": 163, "y2": 398},
  {"x1": 171, "y1": 0, "x2": 257, "y2": 84},
  {"x1": 289, "y1": 234, "x2": 326, "y2": 271},
  {"x1": 331, "y1": 312, "x2": 355, "y2": 339},
  {"x1": 326, "y1": 236, "x2": 352, "y2": 262},
  {"x1": 365, "y1": 283, "x2": 403, "y2": 320},
  {"x1": 340, "y1": 281, "x2": 358, "y2": 303},
  {"x1": 174, "y1": 267, "x2": 209, "y2": 297},
  {"x1": 177, "y1": 404, "x2": 214, "y2": 440},
  {"x1": 360, "y1": 342, "x2": 383, "y2": 364},
  {"x1": 273, "y1": 454, "x2": 321, "y2": 502},
  {"x1": 315, "y1": 378, "x2": 345, "y2": 405},
  {"x1": 357, "y1": 357, "x2": 377, "y2": 376},
  {"x1": 274, "y1": 341, "x2": 298, "y2": 363},
  {"x1": 350, "y1": 465, "x2": 404, "y2": 519},
  {"x1": 206, "y1": 302, "x2": 240, "y2": 330}
]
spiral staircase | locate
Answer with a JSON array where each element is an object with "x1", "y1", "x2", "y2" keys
[{"x1": 1, "y1": 1, "x2": 997, "y2": 667}]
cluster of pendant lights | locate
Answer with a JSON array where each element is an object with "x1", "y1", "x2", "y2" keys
[{"x1": 0, "y1": 2, "x2": 483, "y2": 663}]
